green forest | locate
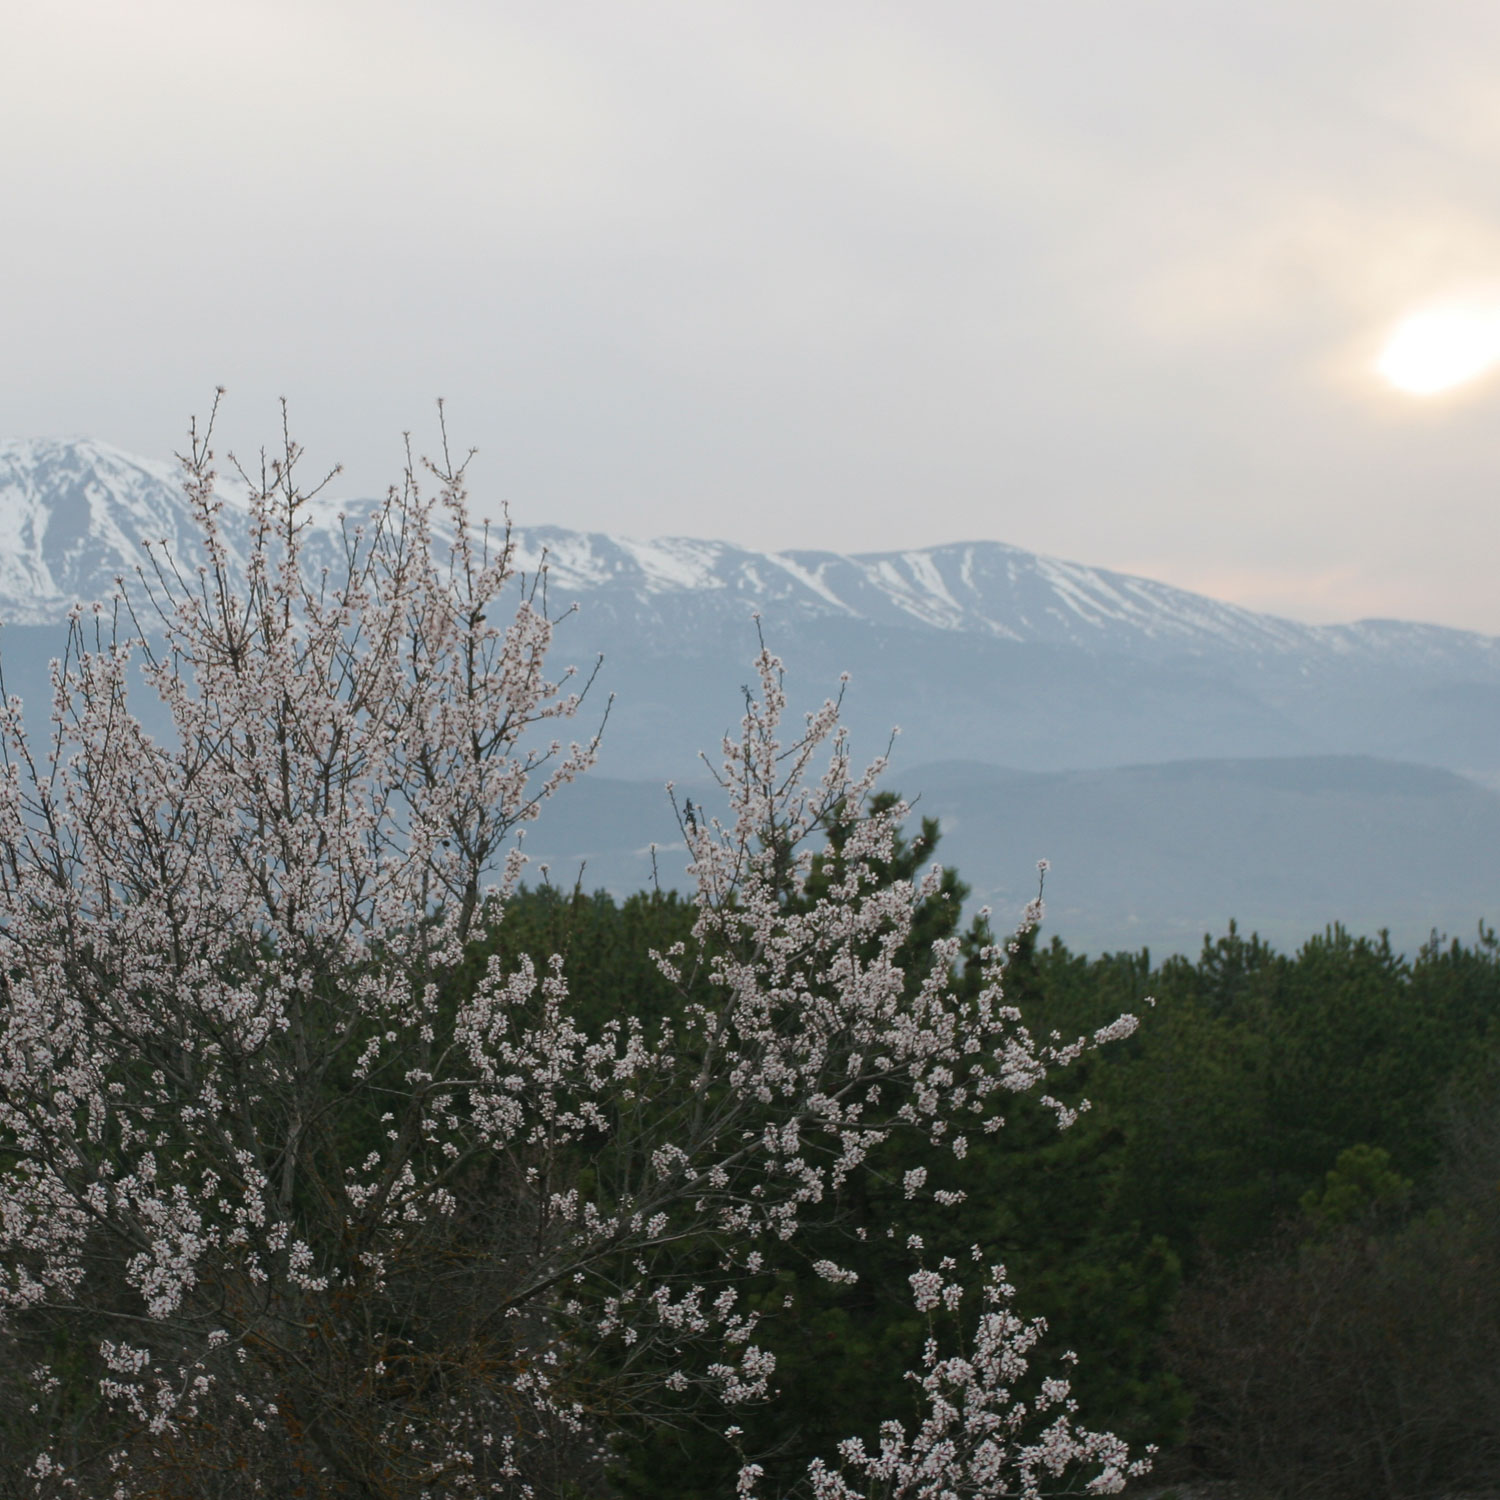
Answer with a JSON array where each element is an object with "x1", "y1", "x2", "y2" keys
[
  {"x1": 6, "y1": 776, "x2": 1496, "y2": 1499},
  {"x1": 490, "y1": 808, "x2": 1500, "y2": 1500}
]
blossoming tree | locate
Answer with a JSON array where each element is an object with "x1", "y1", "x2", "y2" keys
[{"x1": 0, "y1": 405, "x2": 1149, "y2": 1498}]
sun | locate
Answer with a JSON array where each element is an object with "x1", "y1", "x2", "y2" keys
[{"x1": 1377, "y1": 305, "x2": 1500, "y2": 396}]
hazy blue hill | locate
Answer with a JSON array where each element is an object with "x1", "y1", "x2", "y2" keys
[
  {"x1": 586, "y1": 621, "x2": 1325, "y2": 778},
  {"x1": 580, "y1": 612, "x2": 1500, "y2": 792},
  {"x1": 905, "y1": 756, "x2": 1500, "y2": 952},
  {"x1": 526, "y1": 755, "x2": 1500, "y2": 956}
]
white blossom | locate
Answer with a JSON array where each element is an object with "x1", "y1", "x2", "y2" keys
[{"x1": 0, "y1": 403, "x2": 1144, "y2": 1498}]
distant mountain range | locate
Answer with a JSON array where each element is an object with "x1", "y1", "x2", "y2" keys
[{"x1": 2, "y1": 435, "x2": 1496, "y2": 952}]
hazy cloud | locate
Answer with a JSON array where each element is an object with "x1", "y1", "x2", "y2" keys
[{"x1": 6, "y1": 1, "x2": 1500, "y2": 627}]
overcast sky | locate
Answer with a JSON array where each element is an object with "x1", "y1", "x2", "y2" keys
[{"x1": 6, "y1": 2, "x2": 1500, "y2": 629}]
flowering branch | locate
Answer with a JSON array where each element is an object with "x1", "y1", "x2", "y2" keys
[{"x1": 0, "y1": 406, "x2": 1145, "y2": 1499}]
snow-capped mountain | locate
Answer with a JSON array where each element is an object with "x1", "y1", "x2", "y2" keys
[
  {"x1": 3, "y1": 435, "x2": 1500, "y2": 785},
  {"x1": 3, "y1": 437, "x2": 1496, "y2": 677},
  {"x1": 0, "y1": 439, "x2": 223, "y2": 624}
]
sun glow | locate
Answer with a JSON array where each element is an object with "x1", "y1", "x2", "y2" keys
[{"x1": 1377, "y1": 306, "x2": 1500, "y2": 396}]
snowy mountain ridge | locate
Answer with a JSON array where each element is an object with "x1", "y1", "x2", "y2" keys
[
  {"x1": 2, "y1": 437, "x2": 1494, "y2": 676},
  {"x1": 505, "y1": 524, "x2": 1497, "y2": 669}
]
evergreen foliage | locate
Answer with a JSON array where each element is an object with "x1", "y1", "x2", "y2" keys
[{"x1": 480, "y1": 868, "x2": 1500, "y2": 1497}]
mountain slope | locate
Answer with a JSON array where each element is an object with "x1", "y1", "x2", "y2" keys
[{"x1": 6, "y1": 437, "x2": 1500, "y2": 780}]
